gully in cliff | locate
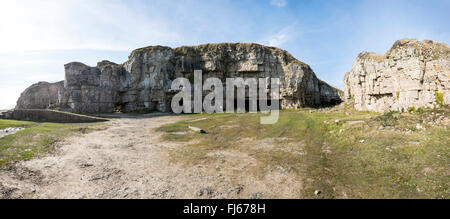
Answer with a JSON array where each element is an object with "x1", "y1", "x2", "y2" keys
[{"x1": 171, "y1": 70, "x2": 280, "y2": 124}]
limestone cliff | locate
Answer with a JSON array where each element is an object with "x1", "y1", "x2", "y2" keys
[
  {"x1": 16, "y1": 81, "x2": 64, "y2": 110},
  {"x1": 17, "y1": 43, "x2": 342, "y2": 113},
  {"x1": 344, "y1": 39, "x2": 450, "y2": 112}
]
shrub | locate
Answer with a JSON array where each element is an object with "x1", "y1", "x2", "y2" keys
[
  {"x1": 435, "y1": 91, "x2": 444, "y2": 106},
  {"x1": 408, "y1": 106, "x2": 416, "y2": 113},
  {"x1": 375, "y1": 111, "x2": 398, "y2": 127},
  {"x1": 174, "y1": 49, "x2": 186, "y2": 56},
  {"x1": 417, "y1": 107, "x2": 424, "y2": 114}
]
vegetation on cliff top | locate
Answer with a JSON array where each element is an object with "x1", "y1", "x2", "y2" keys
[
  {"x1": 130, "y1": 42, "x2": 310, "y2": 67},
  {"x1": 358, "y1": 38, "x2": 450, "y2": 62}
]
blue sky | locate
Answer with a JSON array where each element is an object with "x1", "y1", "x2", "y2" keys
[{"x1": 0, "y1": 0, "x2": 449, "y2": 109}]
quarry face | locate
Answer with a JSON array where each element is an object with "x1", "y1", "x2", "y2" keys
[
  {"x1": 16, "y1": 43, "x2": 342, "y2": 114},
  {"x1": 344, "y1": 39, "x2": 450, "y2": 112}
]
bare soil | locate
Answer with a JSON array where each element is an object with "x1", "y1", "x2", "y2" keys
[{"x1": 0, "y1": 113, "x2": 302, "y2": 199}]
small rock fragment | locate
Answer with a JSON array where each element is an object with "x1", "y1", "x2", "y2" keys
[
  {"x1": 197, "y1": 187, "x2": 213, "y2": 197},
  {"x1": 249, "y1": 193, "x2": 263, "y2": 199},
  {"x1": 229, "y1": 185, "x2": 244, "y2": 195},
  {"x1": 409, "y1": 141, "x2": 420, "y2": 145},
  {"x1": 416, "y1": 124, "x2": 426, "y2": 130},
  {"x1": 189, "y1": 126, "x2": 207, "y2": 134}
]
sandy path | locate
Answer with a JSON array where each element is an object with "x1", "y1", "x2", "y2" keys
[{"x1": 0, "y1": 114, "x2": 303, "y2": 199}]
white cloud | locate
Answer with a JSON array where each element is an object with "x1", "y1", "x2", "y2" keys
[
  {"x1": 0, "y1": 86, "x2": 23, "y2": 109},
  {"x1": 0, "y1": 0, "x2": 181, "y2": 52},
  {"x1": 267, "y1": 33, "x2": 290, "y2": 47},
  {"x1": 263, "y1": 26, "x2": 296, "y2": 47},
  {"x1": 271, "y1": 0, "x2": 287, "y2": 8}
]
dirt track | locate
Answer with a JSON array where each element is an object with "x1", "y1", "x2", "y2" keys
[{"x1": 0, "y1": 114, "x2": 303, "y2": 199}]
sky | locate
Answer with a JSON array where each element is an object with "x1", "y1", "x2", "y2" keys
[{"x1": 0, "y1": 0, "x2": 449, "y2": 109}]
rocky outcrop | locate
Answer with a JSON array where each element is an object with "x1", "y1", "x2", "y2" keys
[
  {"x1": 17, "y1": 43, "x2": 342, "y2": 113},
  {"x1": 16, "y1": 81, "x2": 64, "y2": 110},
  {"x1": 58, "y1": 61, "x2": 125, "y2": 113},
  {"x1": 344, "y1": 39, "x2": 450, "y2": 112}
]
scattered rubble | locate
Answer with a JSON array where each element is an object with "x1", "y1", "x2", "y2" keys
[{"x1": 314, "y1": 190, "x2": 322, "y2": 196}]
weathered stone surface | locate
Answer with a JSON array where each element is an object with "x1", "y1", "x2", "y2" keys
[
  {"x1": 344, "y1": 39, "x2": 450, "y2": 112},
  {"x1": 17, "y1": 43, "x2": 342, "y2": 113},
  {"x1": 16, "y1": 81, "x2": 64, "y2": 110},
  {"x1": 58, "y1": 61, "x2": 124, "y2": 114}
]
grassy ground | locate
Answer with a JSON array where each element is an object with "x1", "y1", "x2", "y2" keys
[
  {"x1": 157, "y1": 107, "x2": 449, "y2": 199},
  {"x1": 0, "y1": 120, "x2": 105, "y2": 169}
]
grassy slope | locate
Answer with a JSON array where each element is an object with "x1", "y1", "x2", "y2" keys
[
  {"x1": 157, "y1": 109, "x2": 449, "y2": 199},
  {"x1": 0, "y1": 120, "x2": 105, "y2": 169}
]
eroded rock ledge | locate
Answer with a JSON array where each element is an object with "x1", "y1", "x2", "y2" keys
[
  {"x1": 17, "y1": 43, "x2": 342, "y2": 113},
  {"x1": 344, "y1": 39, "x2": 450, "y2": 112}
]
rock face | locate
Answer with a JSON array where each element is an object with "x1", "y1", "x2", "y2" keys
[
  {"x1": 344, "y1": 39, "x2": 450, "y2": 112},
  {"x1": 58, "y1": 61, "x2": 126, "y2": 113},
  {"x1": 17, "y1": 43, "x2": 342, "y2": 113},
  {"x1": 16, "y1": 81, "x2": 64, "y2": 110}
]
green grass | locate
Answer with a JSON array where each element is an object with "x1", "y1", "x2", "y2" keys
[
  {"x1": 435, "y1": 91, "x2": 444, "y2": 106},
  {"x1": 157, "y1": 109, "x2": 449, "y2": 199},
  {"x1": 0, "y1": 120, "x2": 36, "y2": 130},
  {"x1": 0, "y1": 120, "x2": 105, "y2": 169}
]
